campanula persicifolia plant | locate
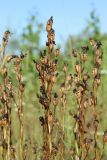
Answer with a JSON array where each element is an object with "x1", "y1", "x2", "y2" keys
[
  {"x1": 34, "y1": 17, "x2": 61, "y2": 160},
  {"x1": 71, "y1": 38, "x2": 103, "y2": 160},
  {"x1": 0, "y1": 17, "x2": 106, "y2": 160}
]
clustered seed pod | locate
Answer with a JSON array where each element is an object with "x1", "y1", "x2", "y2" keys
[{"x1": 46, "y1": 17, "x2": 56, "y2": 52}]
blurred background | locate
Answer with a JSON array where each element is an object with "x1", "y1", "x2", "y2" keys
[{"x1": 0, "y1": 0, "x2": 107, "y2": 159}]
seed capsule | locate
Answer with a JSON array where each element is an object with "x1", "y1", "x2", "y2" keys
[
  {"x1": 75, "y1": 62, "x2": 81, "y2": 73},
  {"x1": 54, "y1": 48, "x2": 60, "y2": 57}
]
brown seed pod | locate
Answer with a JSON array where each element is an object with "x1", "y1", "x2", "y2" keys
[
  {"x1": 60, "y1": 83, "x2": 65, "y2": 94},
  {"x1": 95, "y1": 75, "x2": 101, "y2": 86},
  {"x1": 92, "y1": 67, "x2": 98, "y2": 77},
  {"x1": 95, "y1": 49, "x2": 101, "y2": 57},
  {"x1": 72, "y1": 49, "x2": 78, "y2": 57},
  {"x1": 48, "y1": 30, "x2": 55, "y2": 42},
  {"x1": 2, "y1": 65, "x2": 8, "y2": 77},
  {"x1": 75, "y1": 62, "x2": 81, "y2": 74},
  {"x1": 75, "y1": 90, "x2": 82, "y2": 99},
  {"x1": 46, "y1": 16, "x2": 53, "y2": 32},
  {"x1": 103, "y1": 131, "x2": 107, "y2": 143},
  {"x1": 63, "y1": 63, "x2": 68, "y2": 72},
  {"x1": 89, "y1": 38, "x2": 95, "y2": 46},
  {"x1": 53, "y1": 93, "x2": 58, "y2": 107},
  {"x1": 20, "y1": 82, "x2": 25, "y2": 92},
  {"x1": 0, "y1": 119, "x2": 7, "y2": 126},
  {"x1": 74, "y1": 74, "x2": 80, "y2": 83},
  {"x1": 96, "y1": 57, "x2": 102, "y2": 66},
  {"x1": 48, "y1": 112, "x2": 53, "y2": 123},
  {"x1": 51, "y1": 75, "x2": 57, "y2": 83},
  {"x1": 83, "y1": 73, "x2": 90, "y2": 82},
  {"x1": 54, "y1": 48, "x2": 60, "y2": 57},
  {"x1": 81, "y1": 53, "x2": 88, "y2": 62},
  {"x1": 48, "y1": 42, "x2": 54, "y2": 51}
]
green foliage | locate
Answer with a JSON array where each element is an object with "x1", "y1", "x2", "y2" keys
[{"x1": 21, "y1": 15, "x2": 43, "y2": 54}]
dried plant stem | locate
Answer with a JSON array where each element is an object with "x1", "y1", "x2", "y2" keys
[
  {"x1": 18, "y1": 88, "x2": 23, "y2": 149},
  {"x1": 93, "y1": 85, "x2": 98, "y2": 160}
]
